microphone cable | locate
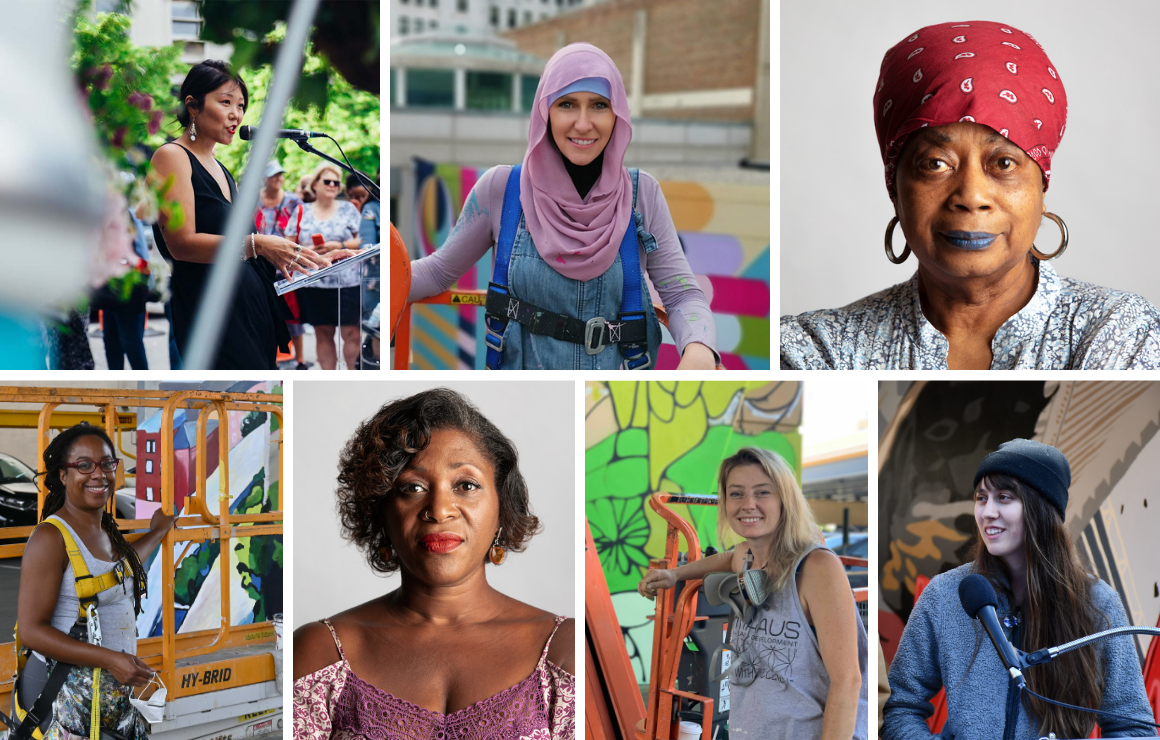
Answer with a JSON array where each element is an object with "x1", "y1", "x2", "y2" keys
[{"x1": 1020, "y1": 685, "x2": 1160, "y2": 731}]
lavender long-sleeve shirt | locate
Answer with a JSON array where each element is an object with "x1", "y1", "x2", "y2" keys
[{"x1": 408, "y1": 165, "x2": 716, "y2": 358}]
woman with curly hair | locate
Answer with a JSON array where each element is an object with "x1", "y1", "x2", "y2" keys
[
  {"x1": 638, "y1": 448, "x2": 868, "y2": 740},
  {"x1": 293, "y1": 388, "x2": 575, "y2": 740},
  {"x1": 17, "y1": 423, "x2": 176, "y2": 739}
]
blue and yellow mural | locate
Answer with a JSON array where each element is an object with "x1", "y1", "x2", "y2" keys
[{"x1": 134, "y1": 380, "x2": 282, "y2": 637}]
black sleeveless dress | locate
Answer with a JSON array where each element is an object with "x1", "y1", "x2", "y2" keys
[{"x1": 152, "y1": 144, "x2": 289, "y2": 369}]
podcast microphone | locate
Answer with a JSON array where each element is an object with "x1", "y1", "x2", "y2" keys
[
  {"x1": 238, "y1": 125, "x2": 326, "y2": 141},
  {"x1": 958, "y1": 574, "x2": 1026, "y2": 689}
]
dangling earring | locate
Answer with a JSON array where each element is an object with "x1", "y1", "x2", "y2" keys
[
  {"x1": 189, "y1": 119, "x2": 198, "y2": 142},
  {"x1": 380, "y1": 544, "x2": 392, "y2": 562},
  {"x1": 489, "y1": 529, "x2": 505, "y2": 565}
]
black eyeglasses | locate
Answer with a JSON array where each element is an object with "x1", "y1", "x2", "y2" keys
[
  {"x1": 321, "y1": 179, "x2": 341, "y2": 187},
  {"x1": 63, "y1": 458, "x2": 120, "y2": 474}
]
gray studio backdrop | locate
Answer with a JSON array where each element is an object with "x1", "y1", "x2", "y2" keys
[
  {"x1": 781, "y1": 0, "x2": 1160, "y2": 317},
  {"x1": 293, "y1": 380, "x2": 575, "y2": 626}
]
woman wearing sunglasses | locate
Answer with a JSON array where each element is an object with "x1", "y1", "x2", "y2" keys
[
  {"x1": 287, "y1": 163, "x2": 363, "y2": 370},
  {"x1": 17, "y1": 423, "x2": 177, "y2": 739}
]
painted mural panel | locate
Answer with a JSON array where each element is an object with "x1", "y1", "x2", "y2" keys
[
  {"x1": 878, "y1": 381, "x2": 1160, "y2": 673},
  {"x1": 134, "y1": 380, "x2": 282, "y2": 638},
  {"x1": 407, "y1": 161, "x2": 771, "y2": 369},
  {"x1": 585, "y1": 380, "x2": 800, "y2": 682}
]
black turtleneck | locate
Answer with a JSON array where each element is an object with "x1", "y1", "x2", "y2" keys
[{"x1": 562, "y1": 151, "x2": 604, "y2": 200}]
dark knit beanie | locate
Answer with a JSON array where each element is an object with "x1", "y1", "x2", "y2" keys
[{"x1": 973, "y1": 439, "x2": 1070, "y2": 520}]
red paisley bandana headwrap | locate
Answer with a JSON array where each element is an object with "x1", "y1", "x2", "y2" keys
[{"x1": 874, "y1": 21, "x2": 1067, "y2": 199}]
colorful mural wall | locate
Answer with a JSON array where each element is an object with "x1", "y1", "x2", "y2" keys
[
  {"x1": 878, "y1": 381, "x2": 1160, "y2": 674},
  {"x1": 135, "y1": 380, "x2": 283, "y2": 638},
  {"x1": 408, "y1": 160, "x2": 770, "y2": 370},
  {"x1": 585, "y1": 381, "x2": 801, "y2": 682}
]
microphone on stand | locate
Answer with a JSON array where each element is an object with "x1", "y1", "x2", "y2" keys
[
  {"x1": 238, "y1": 125, "x2": 327, "y2": 141},
  {"x1": 958, "y1": 574, "x2": 1027, "y2": 689}
]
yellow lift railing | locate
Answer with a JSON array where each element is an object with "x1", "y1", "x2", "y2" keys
[{"x1": 0, "y1": 386, "x2": 283, "y2": 705}]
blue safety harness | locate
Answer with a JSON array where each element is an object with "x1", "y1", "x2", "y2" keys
[{"x1": 484, "y1": 164, "x2": 651, "y2": 370}]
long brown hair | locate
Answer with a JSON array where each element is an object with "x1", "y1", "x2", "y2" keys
[
  {"x1": 716, "y1": 448, "x2": 818, "y2": 595},
  {"x1": 39, "y1": 423, "x2": 148, "y2": 615},
  {"x1": 972, "y1": 474, "x2": 1106, "y2": 738}
]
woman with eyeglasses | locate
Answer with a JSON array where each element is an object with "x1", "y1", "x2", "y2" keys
[
  {"x1": 16, "y1": 423, "x2": 177, "y2": 739},
  {"x1": 287, "y1": 163, "x2": 363, "y2": 370}
]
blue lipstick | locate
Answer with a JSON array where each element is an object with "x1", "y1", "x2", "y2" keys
[{"x1": 941, "y1": 231, "x2": 997, "y2": 250}]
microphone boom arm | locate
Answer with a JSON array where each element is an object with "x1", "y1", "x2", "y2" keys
[
  {"x1": 1025, "y1": 626, "x2": 1160, "y2": 666},
  {"x1": 293, "y1": 137, "x2": 380, "y2": 202}
]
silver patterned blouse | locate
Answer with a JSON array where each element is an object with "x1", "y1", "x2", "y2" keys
[{"x1": 780, "y1": 260, "x2": 1160, "y2": 370}]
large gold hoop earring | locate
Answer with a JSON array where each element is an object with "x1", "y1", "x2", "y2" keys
[
  {"x1": 1030, "y1": 212, "x2": 1068, "y2": 260},
  {"x1": 885, "y1": 216, "x2": 911, "y2": 264}
]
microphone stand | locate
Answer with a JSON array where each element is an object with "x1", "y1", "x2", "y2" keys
[
  {"x1": 1010, "y1": 626, "x2": 1160, "y2": 739},
  {"x1": 290, "y1": 137, "x2": 380, "y2": 201}
]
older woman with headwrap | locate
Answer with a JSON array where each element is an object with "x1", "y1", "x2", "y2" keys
[
  {"x1": 406, "y1": 43, "x2": 717, "y2": 370},
  {"x1": 780, "y1": 21, "x2": 1160, "y2": 370}
]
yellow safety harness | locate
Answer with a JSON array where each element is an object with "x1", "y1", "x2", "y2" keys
[{"x1": 8, "y1": 519, "x2": 129, "y2": 740}]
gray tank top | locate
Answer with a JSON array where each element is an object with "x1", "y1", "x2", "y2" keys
[
  {"x1": 728, "y1": 544, "x2": 868, "y2": 740},
  {"x1": 32, "y1": 515, "x2": 137, "y2": 660}
]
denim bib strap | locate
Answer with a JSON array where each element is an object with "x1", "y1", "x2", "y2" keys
[{"x1": 485, "y1": 164, "x2": 651, "y2": 369}]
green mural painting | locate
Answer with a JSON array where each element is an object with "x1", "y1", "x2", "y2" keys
[{"x1": 585, "y1": 381, "x2": 802, "y2": 682}]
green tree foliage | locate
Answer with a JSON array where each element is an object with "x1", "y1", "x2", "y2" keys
[
  {"x1": 72, "y1": 5, "x2": 183, "y2": 176},
  {"x1": 197, "y1": 0, "x2": 380, "y2": 95},
  {"x1": 215, "y1": 46, "x2": 380, "y2": 186}
]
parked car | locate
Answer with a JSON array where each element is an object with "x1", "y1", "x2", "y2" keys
[{"x1": 0, "y1": 452, "x2": 40, "y2": 527}]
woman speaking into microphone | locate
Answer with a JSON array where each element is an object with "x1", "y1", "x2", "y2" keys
[
  {"x1": 150, "y1": 60, "x2": 328, "y2": 369},
  {"x1": 883, "y1": 440, "x2": 1154, "y2": 740}
]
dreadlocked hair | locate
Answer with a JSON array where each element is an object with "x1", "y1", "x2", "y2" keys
[{"x1": 39, "y1": 422, "x2": 148, "y2": 615}]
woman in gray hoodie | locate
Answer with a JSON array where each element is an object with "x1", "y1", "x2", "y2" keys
[{"x1": 883, "y1": 439, "x2": 1155, "y2": 739}]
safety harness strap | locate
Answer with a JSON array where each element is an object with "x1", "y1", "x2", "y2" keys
[
  {"x1": 484, "y1": 290, "x2": 648, "y2": 349},
  {"x1": 4, "y1": 520, "x2": 128, "y2": 740},
  {"x1": 483, "y1": 164, "x2": 525, "y2": 370},
  {"x1": 42, "y1": 519, "x2": 127, "y2": 617},
  {"x1": 485, "y1": 166, "x2": 650, "y2": 369}
]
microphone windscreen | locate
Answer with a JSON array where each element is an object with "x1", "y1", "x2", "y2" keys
[
  {"x1": 958, "y1": 574, "x2": 999, "y2": 619},
  {"x1": 239, "y1": 126, "x2": 256, "y2": 141}
]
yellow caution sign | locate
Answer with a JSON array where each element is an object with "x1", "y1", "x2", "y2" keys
[{"x1": 449, "y1": 292, "x2": 485, "y2": 306}]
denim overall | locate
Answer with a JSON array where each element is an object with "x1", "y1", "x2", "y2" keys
[{"x1": 486, "y1": 166, "x2": 662, "y2": 370}]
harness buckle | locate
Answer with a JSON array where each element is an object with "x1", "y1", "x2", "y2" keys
[
  {"x1": 484, "y1": 318, "x2": 505, "y2": 354},
  {"x1": 86, "y1": 604, "x2": 102, "y2": 646},
  {"x1": 585, "y1": 317, "x2": 609, "y2": 355},
  {"x1": 622, "y1": 351, "x2": 652, "y2": 370}
]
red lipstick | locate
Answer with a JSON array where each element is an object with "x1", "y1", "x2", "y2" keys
[{"x1": 420, "y1": 533, "x2": 463, "y2": 553}]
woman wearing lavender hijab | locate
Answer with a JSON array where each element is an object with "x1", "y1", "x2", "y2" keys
[{"x1": 407, "y1": 43, "x2": 716, "y2": 370}]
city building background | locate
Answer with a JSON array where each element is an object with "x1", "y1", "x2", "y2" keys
[{"x1": 391, "y1": 0, "x2": 772, "y2": 369}]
